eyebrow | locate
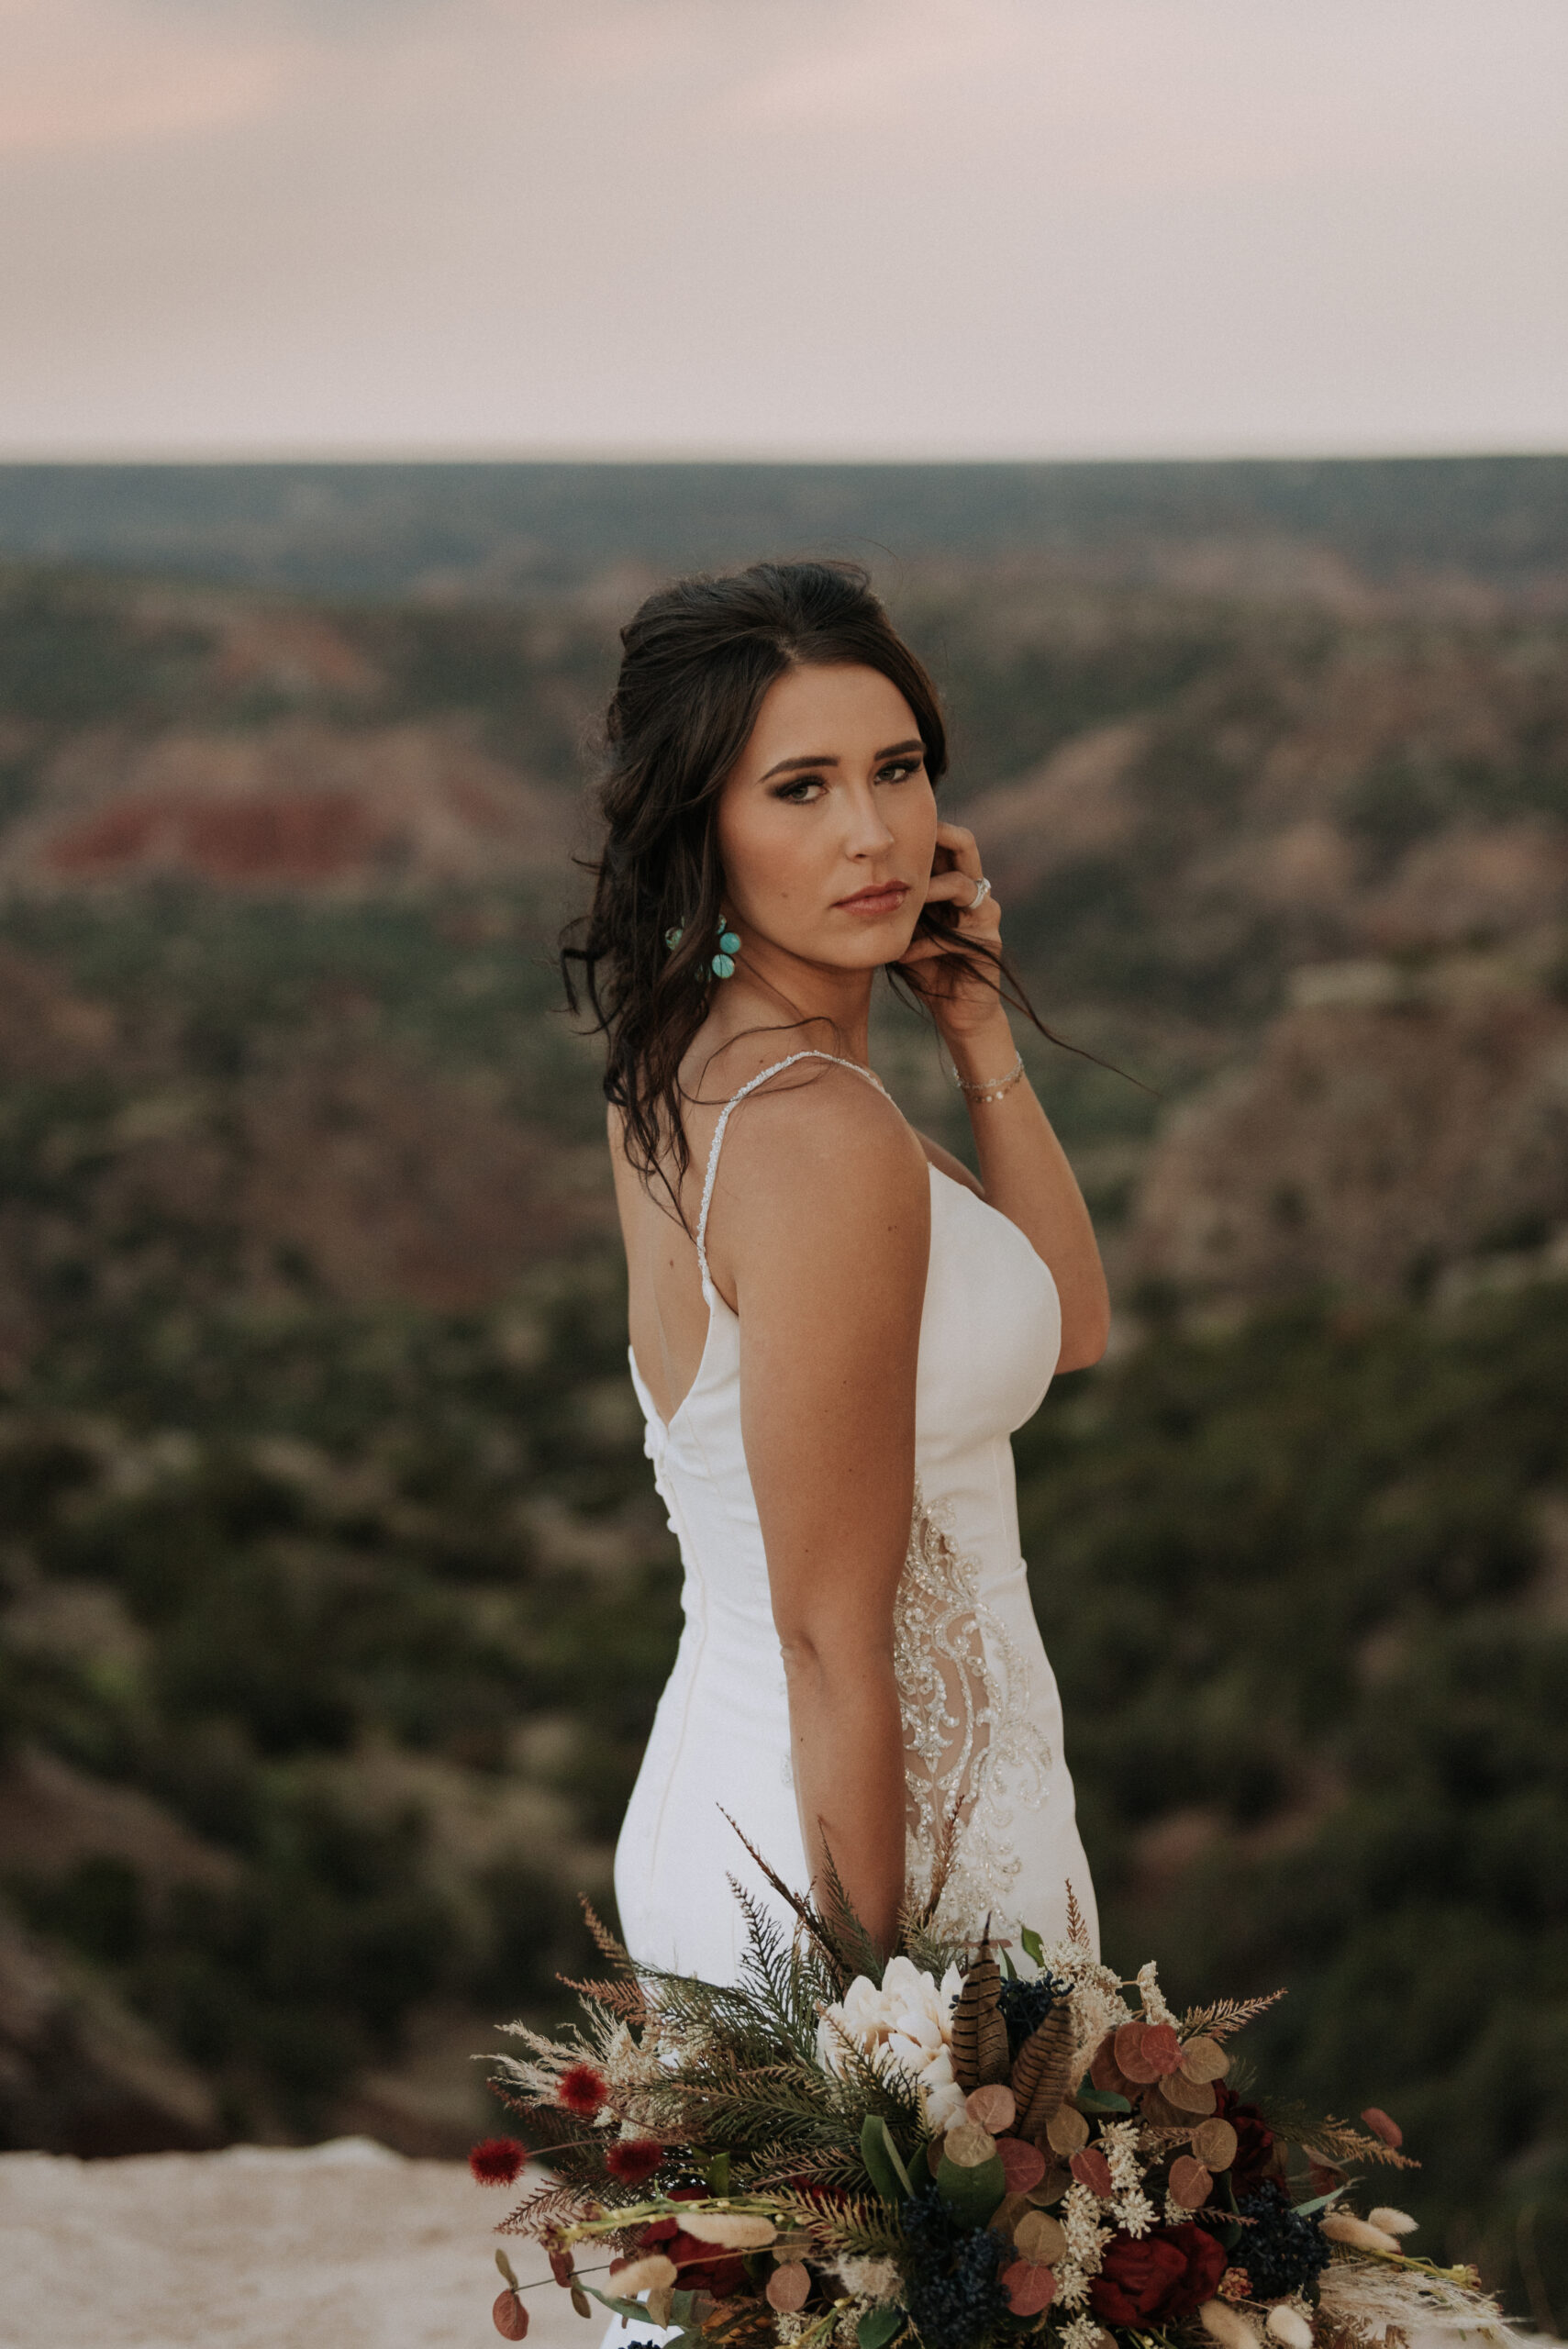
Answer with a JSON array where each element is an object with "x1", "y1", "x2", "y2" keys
[{"x1": 759, "y1": 738, "x2": 925, "y2": 783}]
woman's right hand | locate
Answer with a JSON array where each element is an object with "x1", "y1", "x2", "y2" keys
[{"x1": 896, "y1": 817, "x2": 1010, "y2": 1057}]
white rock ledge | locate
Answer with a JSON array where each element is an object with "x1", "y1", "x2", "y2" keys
[{"x1": 0, "y1": 2139, "x2": 583, "y2": 2349}]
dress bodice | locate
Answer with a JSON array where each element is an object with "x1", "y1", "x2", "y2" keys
[{"x1": 615, "y1": 1053, "x2": 1095, "y2": 1981}]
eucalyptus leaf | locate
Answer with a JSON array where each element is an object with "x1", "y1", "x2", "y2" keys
[
  {"x1": 583, "y1": 2287, "x2": 655, "y2": 2325},
  {"x1": 936, "y1": 2148, "x2": 1006, "y2": 2227},
  {"x1": 861, "y1": 2111, "x2": 913, "y2": 2202},
  {"x1": 858, "y1": 2308, "x2": 905, "y2": 2349},
  {"x1": 1295, "y1": 2184, "x2": 1350, "y2": 2216},
  {"x1": 495, "y1": 2249, "x2": 519, "y2": 2288},
  {"x1": 1076, "y1": 2088, "x2": 1132, "y2": 2115},
  {"x1": 706, "y1": 2152, "x2": 731, "y2": 2196},
  {"x1": 1019, "y1": 1926, "x2": 1046, "y2": 1968}
]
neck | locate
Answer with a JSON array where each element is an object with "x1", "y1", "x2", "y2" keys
[{"x1": 706, "y1": 938, "x2": 878, "y2": 1066}]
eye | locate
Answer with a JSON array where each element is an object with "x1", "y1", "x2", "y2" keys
[
  {"x1": 876, "y1": 757, "x2": 924, "y2": 785},
  {"x1": 771, "y1": 775, "x2": 825, "y2": 804}
]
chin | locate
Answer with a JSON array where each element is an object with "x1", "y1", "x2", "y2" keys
[{"x1": 816, "y1": 933, "x2": 902, "y2": 972}]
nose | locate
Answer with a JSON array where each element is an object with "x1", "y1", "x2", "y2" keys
[{"x1": 843, "y1": 779, "x2": 895, "y2": 858}]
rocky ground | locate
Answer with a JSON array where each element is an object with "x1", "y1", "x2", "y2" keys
[{"x1": 0, "y1": 2137, "x2": 584, "y2": 2349}]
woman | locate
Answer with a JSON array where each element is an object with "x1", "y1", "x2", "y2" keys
[{"x1": 563, "y1": 559, "x2": 1108, "y2": 1996}]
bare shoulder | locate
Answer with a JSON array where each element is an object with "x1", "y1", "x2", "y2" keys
[
  {"x1": 727, "y1": 1059, "x2": 925, "y2": 1192},
  {"x1": 707, "y1": 1061, "x2": 929, "y2": 1288}
]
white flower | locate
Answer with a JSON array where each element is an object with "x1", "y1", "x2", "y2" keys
[
  {"x1": 833, "y1": 2255, "x2": 902, "y2": 2300},
  {"x1": 1136, "y1": 1961, "x2": 1174, "y2": 2026},
  {"x1": 817, "y1": 1956, "x2": 965, "y2": 2127},
  {"x1": 1114, "y1": 2185, "x2": 1157, "y2": 2237},
  {"x1": 1055, "y1": 2262, "x2": 1092, "y2": 2310},
  {"x1": 1101, "y1": 2119, "x2": 1143, "y2": 2192},
  {"x1": 1062, "y1": 2181, "x2": 1108, "y2": 2258}
]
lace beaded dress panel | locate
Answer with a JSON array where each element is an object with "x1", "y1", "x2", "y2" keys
[{"x1": 616, "y1": 1052, "x2": 1098, "y2": 1985}]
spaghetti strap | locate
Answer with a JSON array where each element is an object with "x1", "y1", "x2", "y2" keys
[{"x1": 695, "y1": 1051, "x2": 887, "y2": 1304}]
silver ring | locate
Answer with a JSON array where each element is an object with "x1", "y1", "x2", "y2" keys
[{"x1": 966, "y1": 875, "x2": 993, "y2": 912}]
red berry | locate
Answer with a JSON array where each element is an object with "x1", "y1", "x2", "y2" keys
[
  {"x1": 470, "y1": 2137, "x2": 528, "y2": 2186},
  {"x1": 557, "y1": 2062, "x2": 608, "y2": 2116},
  {"x1": 605, "y1": 2138, "x2": 665, "y2": 2185}
]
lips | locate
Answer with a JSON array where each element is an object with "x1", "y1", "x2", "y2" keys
[{"x1": 834, "y1": 882, "x2": 909, "y2": 913}]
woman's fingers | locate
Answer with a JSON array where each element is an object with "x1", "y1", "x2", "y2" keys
[
  {"x1": 926, "y1": 867, "x2": 986, "y2": 900},
  {"x1": 934, "y1": 819, "x2": 981, "y2": 869},
  {"x1": 924, "y1": 868, "x2": 1000, "y2": 919}
]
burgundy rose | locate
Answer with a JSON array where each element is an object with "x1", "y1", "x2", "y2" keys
[
  {"x1": 1214, "y1": 2087, "x2": 1275, "y2": 2196},
  {"x1": 640, "y1": 2188, "x2": 746, "y2": 2298},
  {"x1": 1091, "y1": 2223, "x2": 1227, "y2": 2327}
]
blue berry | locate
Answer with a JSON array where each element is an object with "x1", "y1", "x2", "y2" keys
[
  {"x1": 900, "y1": 2185, "x2": 1010, "y2": 2349},
  {"x1": 997, "y1": 1974, "x2": 1062, "y2": 2058},
  {"x1": 1236, "y1": 2184, "x2": 1332, "y2": 2297}
]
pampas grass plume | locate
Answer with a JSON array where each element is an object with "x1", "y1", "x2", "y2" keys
[
  {"x1": 1200, "y1": 2298, "x2": 1264, "y2": 2349},
  {"x1": 1265, "y1": 2308, "x2": 1313, "y2": 2349},
  {"x1": 676, "y1": 2211, "x2": 778, "y2": 2248},
  {"x1": 1321, "y1": 2210, "x2": 1404, "y2": 2254},
  {"x1": 1367, "y1": 2206, "x2": 1418, "y2": 2235},
  {"x1": 607, "y1": 2253, "x2": 679, "y2": 2296}
]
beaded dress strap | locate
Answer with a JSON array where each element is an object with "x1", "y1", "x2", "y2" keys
[{"x1": 695, "y1": 1051, "x2": 887, "y2": 1304}]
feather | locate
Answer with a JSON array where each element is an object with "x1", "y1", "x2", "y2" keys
[
  {"x1": 1011, "y1": 2004, "x2": 1074, "y2": 2139},
  {"x1": 950, "y1": 1928, "x2": 1009, "y2": 2090}
]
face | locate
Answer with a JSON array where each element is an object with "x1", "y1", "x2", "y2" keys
[{"x1": 716, "y1": 662, "x2": 939, "y2": 974}]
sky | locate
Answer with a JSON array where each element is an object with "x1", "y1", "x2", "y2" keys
[{"x1": 2, "y1": 0, "x2": 1565, "y2": 462}]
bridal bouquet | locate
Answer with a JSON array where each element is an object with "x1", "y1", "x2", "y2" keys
[{"x1": 473, "y1": 1840, "x2": 1517, "y2": 2349}]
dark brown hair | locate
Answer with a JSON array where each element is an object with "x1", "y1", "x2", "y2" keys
[{"x1": 561, "y1": 560, "x2": 1062, "y2": 1197}]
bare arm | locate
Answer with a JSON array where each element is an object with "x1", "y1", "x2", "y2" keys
[
  {"x1": 901, "y1": 820, "x2": 1110, "y2": 1372},
  {"x1": 706, "y1": 1072, "x2": 930, "y2": 1954},
  {"x1": 946, "y1": 1019, "x2": 1109, "y2": 1369}
]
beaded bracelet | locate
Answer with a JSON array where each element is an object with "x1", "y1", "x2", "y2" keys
[{"x1": 951, "y1": 1048, "x2": 1025, "y2": 1105}]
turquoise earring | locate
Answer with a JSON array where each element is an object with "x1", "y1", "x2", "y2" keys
[
  {"x1": 663, "y1": 918, "x2": 740, "y2": 978},
  {"x1": 711, "y1": 919, "x2": 740, "y2": 980}
]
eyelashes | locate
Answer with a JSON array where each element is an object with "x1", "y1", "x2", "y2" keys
[{"x1": 768, "y1": 759, "x2": 924, "y2": 805}]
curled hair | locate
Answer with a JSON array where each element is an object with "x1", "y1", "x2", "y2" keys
[{"x1": 561, "y1": 560, "x2": 1071, "y2": 1200}]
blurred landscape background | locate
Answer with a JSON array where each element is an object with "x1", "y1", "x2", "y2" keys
[{"x1": 0, "y1": 456, "x2": 1565, "y2": 2317}]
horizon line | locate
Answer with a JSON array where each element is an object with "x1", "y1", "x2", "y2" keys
[{"x1": 1, "y1": 443, "x2": 1564, "y2": 470}]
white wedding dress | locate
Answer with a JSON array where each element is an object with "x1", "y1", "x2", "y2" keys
[{"x1": 616, "y1": 1052, "x2": 1098, "y2": 1984}]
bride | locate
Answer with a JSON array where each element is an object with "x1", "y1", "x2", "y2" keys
[{"x1": 563, "y1": 559, "x2": 1108, "y2": 2006}]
